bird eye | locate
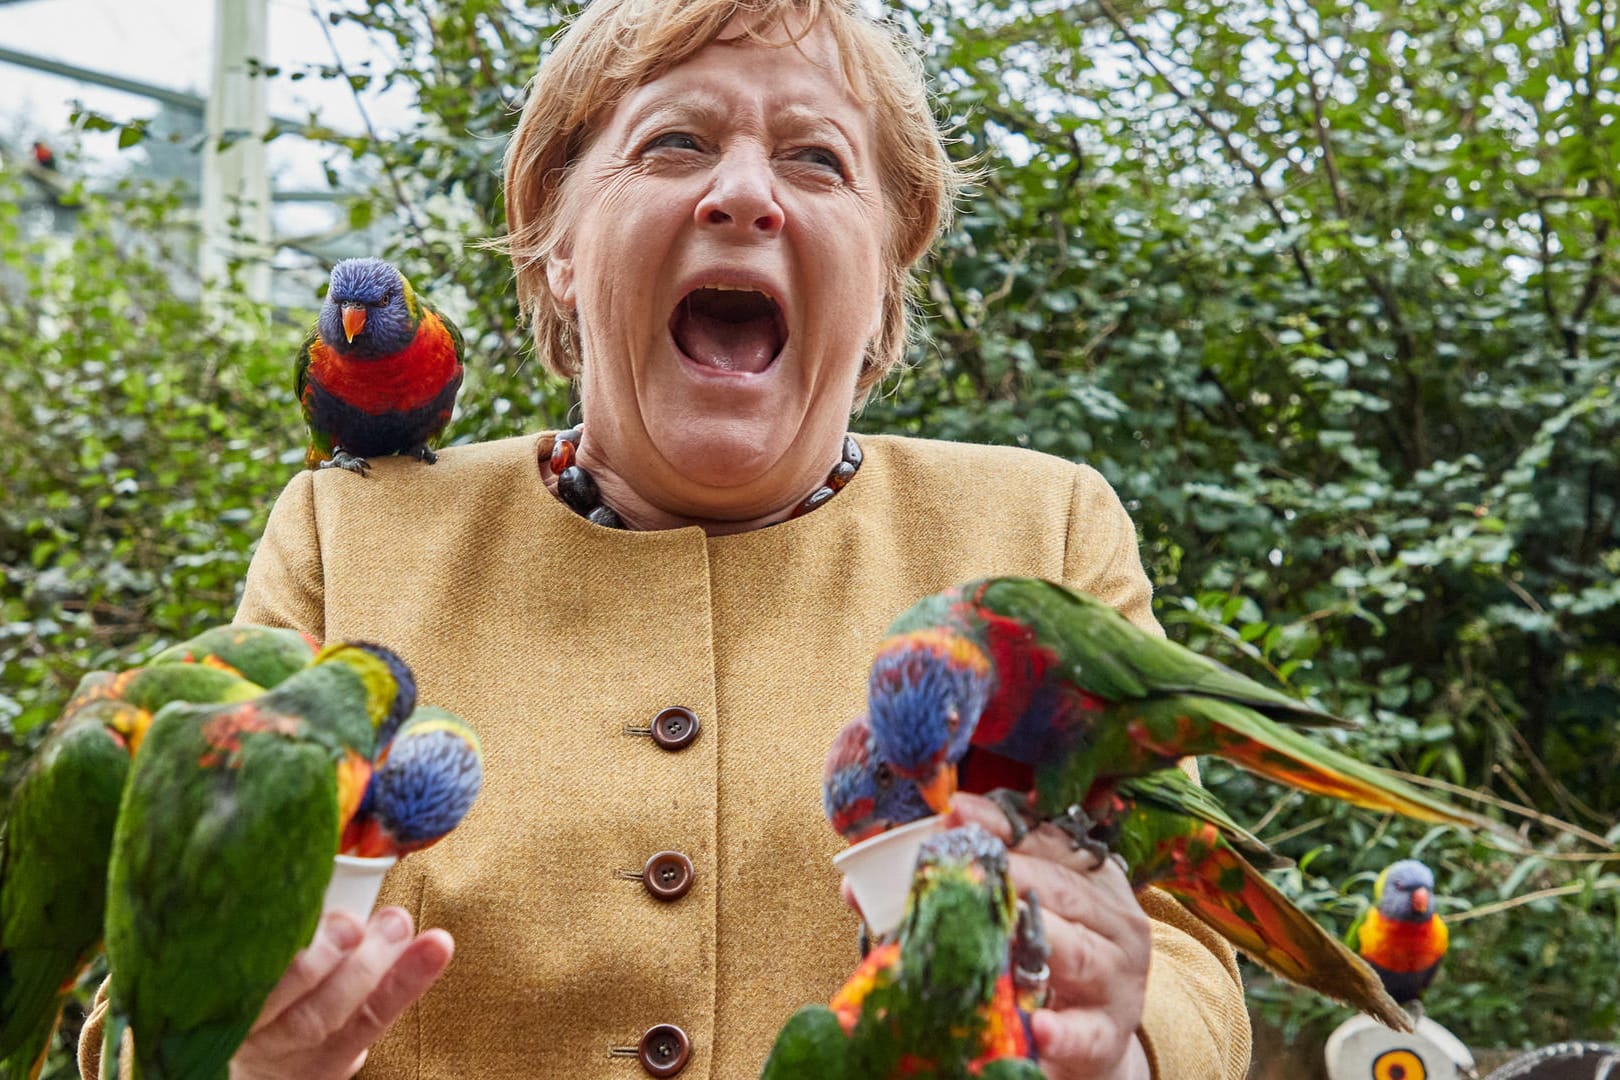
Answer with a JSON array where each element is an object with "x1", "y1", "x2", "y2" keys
[{"x1": 873, "y1": 763, "x2": 894, "y2": 789}]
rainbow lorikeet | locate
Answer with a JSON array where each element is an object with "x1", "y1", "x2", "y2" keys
[
  {"x1": 148, "y1": 624, "x2": 319, "y2": 689},
  {"x1": 863, "y1": 577, "x2": 1497, "y2": 842},
  {"x1": 821, "y1": 720, "x2": 1407, "y2": 1029},
  {"x1": 297, "y1": 257, "x2": 465, "y2": 475},
  {"x1": 341, "y1": 706, "x2": 484, "y2": 858},
  {"x1": 100, "y1": 642, "x2": 412, "y2": 1080},
  {"x1": 761, "y1": 825, "x2": 1043, "y2": 1080},
  {"x1": 0, "y1": 665, "x2": 264, "y2": 1080},
  {"x1": 1347, "y1": 859, "x2": 1449, "y2": 1007}
]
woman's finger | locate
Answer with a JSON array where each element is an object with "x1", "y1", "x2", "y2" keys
[
  {"x1": 1030, "y1": 1008, "x2": 1137, "y2": 1077},
  {"x1": 325, "y1": 929, "x2": 455, "y2": 1065},
  {"x1": 1003, "y1": 849, "x2": 1142, "y2": 944},
  {"x1": 1028, "y1": 905, "x2": 1135, "y2": 1008},
  {"x1": 251, "y1": 912, "x2": 365, "y2": 1034}
]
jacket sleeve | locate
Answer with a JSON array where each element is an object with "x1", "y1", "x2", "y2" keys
[
  {"x1": 235, "y1": 470, "x2": 326, "y2": 638},
  {"x1": 1063, "y1": 464, "x2": 1253, "y2": 1079}
]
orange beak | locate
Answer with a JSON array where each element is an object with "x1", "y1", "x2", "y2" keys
[
  {"x1": 1411, "y1": 887, "x2": 1430, "y2": 915},
  {"x1": 918, "y1": 761, "x2": 959, "y2": 816},
  {"x1": 341, "y1": 303, "x2": 367, "y2": 342}
]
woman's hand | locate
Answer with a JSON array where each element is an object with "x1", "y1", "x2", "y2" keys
[
  {"x1": 945, "y1": 794, "x2": 1152, "y2": 1080},
  {"x1": 228, "y1": 906, "x2": 454, "y2": 1080}
]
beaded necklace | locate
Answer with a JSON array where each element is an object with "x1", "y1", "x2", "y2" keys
[{"x1": 546, "y1": 426, "x2": 863, "y2": 530}]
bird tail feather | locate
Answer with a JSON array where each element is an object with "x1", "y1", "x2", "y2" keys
[
  {"x1": 1179, "y1": 697, "x2": 1498, "y2": 832},
  {"x1": 1158, "y1": 842, "x2": 1411, "y2": 1031}
]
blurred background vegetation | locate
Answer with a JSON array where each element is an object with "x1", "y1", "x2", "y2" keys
[{"x1": 2, "y1": 0, "x2": 1617, "y2": 1074}]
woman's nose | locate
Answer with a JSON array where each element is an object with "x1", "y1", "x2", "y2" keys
[{"x1": 694, "y1": 151, "x2": 784, "y2": 237}]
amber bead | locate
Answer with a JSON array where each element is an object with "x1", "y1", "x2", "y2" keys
[
  {"x1": 549, "y1": 437, "x2": 575, "y2": 474},
  {"x1": 828, "y1": 461, "x2": 857, "y2": 491}
]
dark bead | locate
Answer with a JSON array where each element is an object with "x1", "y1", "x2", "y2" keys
[
  {"x1": 586, "y1": 504, "x2": 623, "y2": 529},
  {"x1": 637, "y1": 1024, "x2": 691, "y2": 1077},
  {"x1": 791, "y1": 486, "x2": 836, "y2": 519},
  {"x1": 650, "y1": 706, "x2": 700, "y2": 751},
  {"x1": 549, "y1": 437, "x2": 575, "y2": 474},
  {"x1": 642, "y1": 851, "x2": 695, "y2": 901},
  {"x1": 828, "y1": 461, "x2": 857, "y2": 491},
  {"x1": 557, "y1": 466, "x2": 599, "y2": 513},
  {"x1": 560, "y1": 424, "x2": 583, "y2": 445},
  {"x1": 841, "y1": 434, "x2": 862, "y2": 468}
]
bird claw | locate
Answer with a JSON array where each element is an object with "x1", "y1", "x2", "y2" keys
[
  {"x1": 1052, "y1": 805, "x2": 1111, "y2": 869},
  {"x1": 406, "y1": 444, "x2": 438, "y2": 464},
  {"x1": 985, "y1": 788, "x2": 1038, "y2": 848},
  {"x1": 320, "y1": 448, "x2": 372, "y2": 476},
  {"x1": 1013, "y1": 893, "x2": 1052, "y2": 1011}
]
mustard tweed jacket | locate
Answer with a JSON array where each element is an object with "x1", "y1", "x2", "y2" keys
[{"x1": 82, "y1": 432, "x2": 1250, "y2": 1079}]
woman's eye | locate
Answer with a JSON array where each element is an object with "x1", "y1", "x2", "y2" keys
[
  {"x1": 645, "y1": 132, "x2": 701, "y2": 152},
  {"x1": 792, "y1": 146, "x2": 844, "y2": 173}
]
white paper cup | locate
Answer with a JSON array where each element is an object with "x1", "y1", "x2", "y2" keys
[
  {"x1": 321, "y1": 854, "x2": 398, "y2": 920},
  {"x1": 831, "y1": 815, "x2": 949, "y2": 937}
]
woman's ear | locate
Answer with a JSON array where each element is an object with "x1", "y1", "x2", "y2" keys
[{"x1": 546, "y1": 248, "x2": 576, "y2": 309}]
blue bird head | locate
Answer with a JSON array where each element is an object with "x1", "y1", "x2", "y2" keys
[
  {"x1": 1376, "y1": 859, "x2": 1437, "y2": 923},
  {"x1": 822, "y1": 716, "x2": 934, "y2": 843},
  {"x1": 319, "y1": 257, "x2": 417, "y2": 359},
  {"x1": 865, "y1": 629, "x2": 995, "y2": 815},
  {"x1": 351, "y1": 707, "x2": 483, "y2": 857}
]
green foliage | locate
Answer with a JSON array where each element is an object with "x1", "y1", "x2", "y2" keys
[{"x1": 4, "y1": 0, "x2": 1617, "y2": 1067}]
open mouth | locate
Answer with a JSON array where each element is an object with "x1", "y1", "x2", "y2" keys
[{"x1": 669, "y1": 286, "x2": 786, "y2": 374}]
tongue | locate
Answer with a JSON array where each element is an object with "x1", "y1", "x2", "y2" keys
[{"x1": 674, "y1": 307, "x2": 778, "y2": 373}]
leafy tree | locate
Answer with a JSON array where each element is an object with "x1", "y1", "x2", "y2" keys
[{"x1": 4, "y1": 0, "x2": 1616, "y2": 1071}]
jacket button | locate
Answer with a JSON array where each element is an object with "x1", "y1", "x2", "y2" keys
[
  {"x1": 643, "y1": 851, "x2": 694, "y2": 901},
  {"x1": 637, "y1": 1023, "x2": 691, "y2": 1077},
  {"x1": 650, "y1": 707, "x2": 700, "y2": 751}
]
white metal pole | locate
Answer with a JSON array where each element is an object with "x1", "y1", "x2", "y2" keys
[{"x1": 201, "y1": 0, "x2": 271, "y2": 306}]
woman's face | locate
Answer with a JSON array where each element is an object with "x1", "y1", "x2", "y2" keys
[{"x1": 546, "y1": 17, "x2": 888, "y2": 519}]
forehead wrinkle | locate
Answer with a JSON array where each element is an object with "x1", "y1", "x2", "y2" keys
[{"x1": 618, "y1": 90, "x2": 733, "y2": 143}]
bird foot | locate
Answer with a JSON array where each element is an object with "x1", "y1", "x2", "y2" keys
[
  {"x1": 1052, "y1": 804, "x2": 1112, "y2": 869},
  {"x1": 1012, "y1": 892, "x2": 1052, "y2": 1011},
  {"x1": 406, "y1": 444, "x2": 438, "y2": 464},
  {"x1": 985, "y1": 788, "x2": 1039, "y2": 848},
  {"x1": 319, "y1": 448, "x2": 372, "y2": 476}
]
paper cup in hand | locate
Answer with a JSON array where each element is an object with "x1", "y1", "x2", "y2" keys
[
  {"x1": 322, "y1": 854, "x2": 398, "y2": 919},
  {"x1": 832, "y1": 815, "x2": 949, "y2": 938}
]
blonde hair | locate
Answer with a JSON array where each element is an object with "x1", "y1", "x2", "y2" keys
[{"x1": 500, "y1": 0, "x2": 965, "y2": 395}]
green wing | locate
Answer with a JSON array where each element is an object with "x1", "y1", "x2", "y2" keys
[
  {"x1": 105, "y1": 700, "x2": 339, "y2": 1080},
  {"x1": 149, "y1": 625, "x2": 316, "y2": 689},
  {"x1": 759, "y1": 1005, "x2": 849, "y2": 1080},
  {"x1": 979, "y1": 577, "x2": 1350, "y2": 727},
  {"x1": 0, "y1": 703, "x2": 134, "y2": 1077},
  {"x1": 1116, "y1": 769, "x2": 1289, "y2": 870}
]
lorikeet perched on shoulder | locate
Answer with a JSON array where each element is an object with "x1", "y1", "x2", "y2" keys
[
  {"x1": 0, "y1": 665, "x2": 263, "y2": 1080},
  {"x1": 762, "y1": 825, "x2": 1042, "y2": 1080},
  {"x1": 297, "y1": 257, "x2": 465, "y2": 475},
  {"x1": 100, "y1": 642, "x2": 411, "y2": 1080},
  {"x1": 1348, "y1": 859, "x2": 1449, "y2": 1007}
]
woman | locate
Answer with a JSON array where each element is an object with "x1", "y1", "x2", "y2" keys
[{"x1": 81, "y1": 0, "x2": 1251, "y2": 1077}]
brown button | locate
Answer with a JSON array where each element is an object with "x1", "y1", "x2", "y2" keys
[
  {"x1": 643, "y1": 851, "x2": 694, "y2": 901},
  {"x1": 650, "y1": 707, "x2": 700, "y2": 751},
  {"x1": 637, "y1": 1023, "x2": 690, "y2": 1077}
]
